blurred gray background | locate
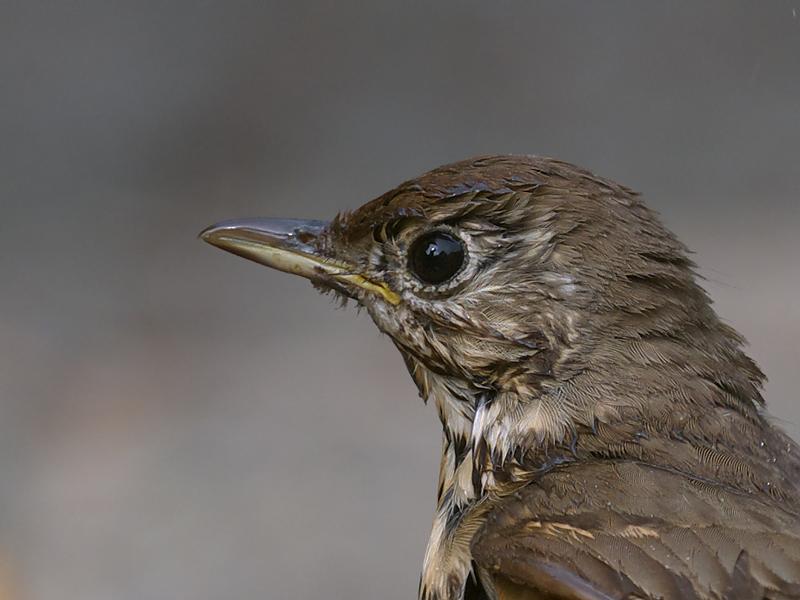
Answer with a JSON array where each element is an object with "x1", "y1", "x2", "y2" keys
[{"x1": 1, "y1": 2, "x2": 798, "y2": 599}]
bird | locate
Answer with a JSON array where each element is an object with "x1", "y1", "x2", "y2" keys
[{"x1": 201, "y1": 155, "x2": 800, "y2": 600}]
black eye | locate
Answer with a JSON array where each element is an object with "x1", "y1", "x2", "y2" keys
[{"x1": 408, "y1": 231, "x2": 465, "y2": 285}]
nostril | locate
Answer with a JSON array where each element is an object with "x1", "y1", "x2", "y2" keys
[{"x1": 295, "y1": 230, "x2": 317, "y2": 244}]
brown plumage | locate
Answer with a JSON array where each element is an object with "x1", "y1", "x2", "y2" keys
[{"x1": 201, "y1": 155, "x2": 800, "y2": 600}]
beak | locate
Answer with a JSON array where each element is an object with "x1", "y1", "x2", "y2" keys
[{"x1": 200, "y1": 218, "x2": 400, "y2": 305}]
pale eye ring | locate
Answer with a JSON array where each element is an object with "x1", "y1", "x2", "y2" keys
[{"x1": 407, "y1": 231, "x2": 466, "y2": 285}]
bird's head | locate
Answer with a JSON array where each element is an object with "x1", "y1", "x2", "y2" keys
[{"x1": 202, "y1": 155, "x2": 764, "y2": 464}]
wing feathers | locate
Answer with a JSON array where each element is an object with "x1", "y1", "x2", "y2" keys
[{"x1": 473, "y1": 462, "x2": 800, "y2": 599}]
